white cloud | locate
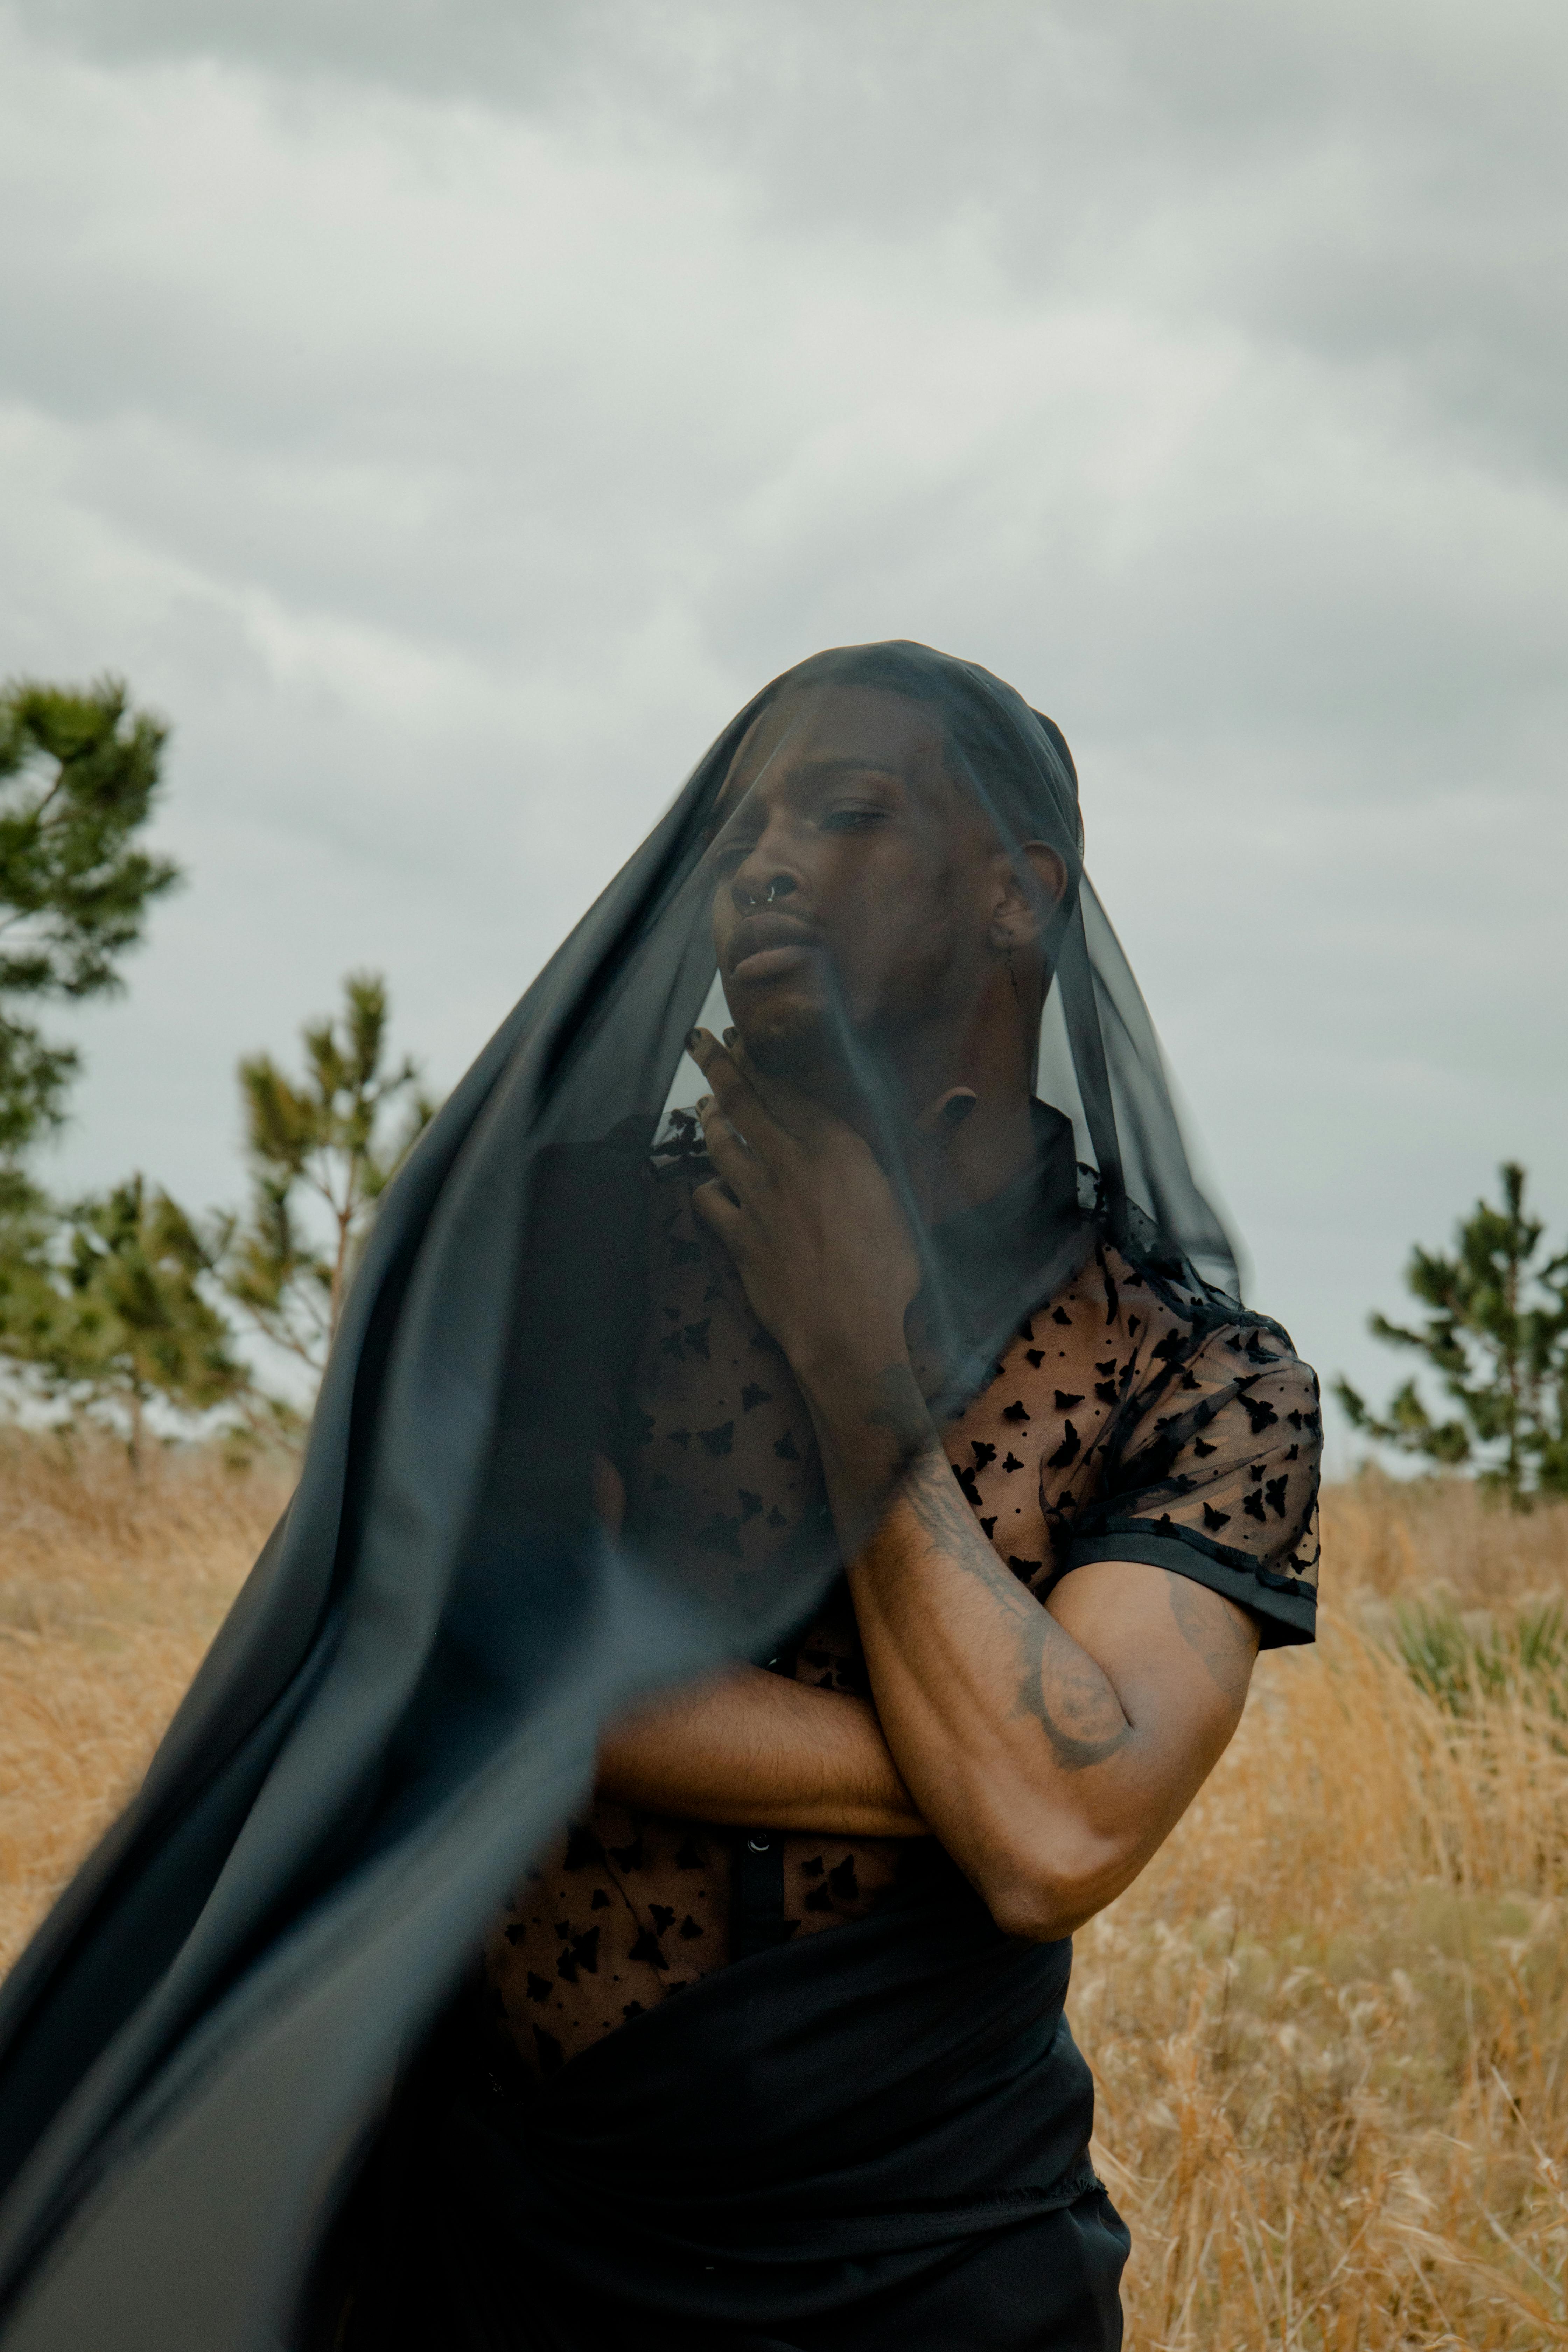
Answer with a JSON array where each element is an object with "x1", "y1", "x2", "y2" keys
[{"x1": 1, "y1": 0, "x2": 1566, "y2": 1465}]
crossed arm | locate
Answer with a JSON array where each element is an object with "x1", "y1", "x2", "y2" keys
[
  {"x1": 598, "y1": 1036, "x2": 1259, "y2": 1944},
  {"x1": 600, "y1": 1442, "x2": 1257, "y2": 1940}
]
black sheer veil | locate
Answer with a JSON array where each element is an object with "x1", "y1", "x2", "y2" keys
[{"x1": 0, "y1": 642, "x2": 1239, "y2": 2348}]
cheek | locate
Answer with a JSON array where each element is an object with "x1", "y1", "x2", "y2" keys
[
  {"x1": 824, "y1": 850, "x2": 974, "y2": 1007},
  {"x1": 710, "y1": 892, "x2": 737, "y2": 955}
]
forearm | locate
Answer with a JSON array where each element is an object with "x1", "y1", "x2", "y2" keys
[
  {"x1": 800, "y1": 1355, "x2": 1190, "y2": 1935},
  {"x1": 848, "y1": 1463, "x2": 1148, "y2": 1934},
  {"x1": 596, "y1": 1661, "x2": 928, "y2": 1835}
]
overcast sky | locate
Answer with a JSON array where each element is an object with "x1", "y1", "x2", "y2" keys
[{"x1": 3, "y1": 0, "x2": 1566, "y2": 1462}]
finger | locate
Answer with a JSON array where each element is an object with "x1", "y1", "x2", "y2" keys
[
  {"x1": 696, "y1": 1093, "x2": 770, "y2": 1202},
  {"x1": 687, "y1": 1028, "x2": 792, "y2": 1154},
  {"x1": 717, "y1": 1027, "x2": 840, "y2": 1147},
  {"x1": 691, "y1": 1176, "x2": 745, "y2": 1248},
  {"x1": 721, "y1": 1032, "x2": 795, "y2": 1134}
]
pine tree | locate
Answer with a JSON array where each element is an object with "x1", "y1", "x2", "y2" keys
[
  {"x1": 1335, "y1": 1163, "x2": 1568, "y2": 1508},
  {"x1": 0, "y1": 679, "x2": 181, "y2": 1159},
  {"x1": 0, "y1": 1166, "x2": 62, "y2": 1370},
  {"x1": 7, "y1": 1175, "x2": 250, "y2": 1465},
  {"x1": 217, "y1": 973, "x2": 433, "y2": 1373}
]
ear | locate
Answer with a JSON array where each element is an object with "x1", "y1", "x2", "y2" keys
[{"x1": 987, "y1": 842, "x2": 1068, "y2": 951}]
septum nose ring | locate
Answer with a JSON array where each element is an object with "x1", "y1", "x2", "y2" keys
[{"x1": 740, "y1": 877, "x2": 791, "y2": 910}]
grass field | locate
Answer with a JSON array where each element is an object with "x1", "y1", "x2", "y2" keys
[{"x1": 3, "y1": 1437, "x2": 1567, "y2": 2347}]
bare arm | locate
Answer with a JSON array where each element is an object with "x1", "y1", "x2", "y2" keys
[
  {"x1": 808, "y1": 1359, "x2": 1256, "y2": 1939},
  {"x1": 589, "y1": 1454, "x2": 926, "y2": 1835},
  {"x1": 597, "y1": 1665, "x2": 926, "y2": 1834}
]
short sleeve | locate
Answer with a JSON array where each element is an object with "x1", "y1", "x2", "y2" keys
[{"x1": 1058, "y1": 1317, "x2": 1322, "y2": 1647}]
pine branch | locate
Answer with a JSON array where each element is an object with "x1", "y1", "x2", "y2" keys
[{"x1": 1338, "y1": 1164, "x2": 1568, "y2": 1506}]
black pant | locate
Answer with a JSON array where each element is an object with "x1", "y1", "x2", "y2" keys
[{"x1": 317, "y1": 1882, "x2": 1126, "y2": 2352}]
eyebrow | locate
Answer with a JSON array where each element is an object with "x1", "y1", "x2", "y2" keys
[
  {"x1": 711, "y1": 752, "x2": 904, "y2": 824},
  {"x1": 790, "y1": 754, "x2": 903, "y2": 778}
]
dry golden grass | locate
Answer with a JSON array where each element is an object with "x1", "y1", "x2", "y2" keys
[
  {"x1": 1084, "y1": 1474, "x2": 1568, "y2": 2349},
  {"x1": 0, "y1": 1429, "x2": 288, "y2": 1972},
  {"x1": 2, "y1": 1443, "x2": 1567, "y2": 2343}
]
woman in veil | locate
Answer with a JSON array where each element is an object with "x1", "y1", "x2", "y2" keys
[{"x1": 0, "y1": 643, "x2": 1320, "y2": 2351}]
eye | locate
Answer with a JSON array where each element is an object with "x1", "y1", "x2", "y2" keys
[
  {"x1": 708, "y1": 831, "x2": 759, "y2": 875},
  {"x1": 818, "y1": 804, "x2": 888, "y2": 835}
]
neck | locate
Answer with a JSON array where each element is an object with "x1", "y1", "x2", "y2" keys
[
  {"x1": 923, "y1": 1088, "x2": 1038, "y2": 1220},
  {"x1": 769, "y1": 982, "x2": 1040, "y2": 1224},
  {"x1": 898, "y1": 964, "x2": 1041, "y2": 1219}
]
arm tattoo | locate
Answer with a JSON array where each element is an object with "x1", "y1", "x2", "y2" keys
[{"x1": 890, "y1": 1425, "x2": 1133, "y2": 1775}]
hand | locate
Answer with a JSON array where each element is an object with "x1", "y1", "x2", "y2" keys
[{"x1": 687, "y1": 1028, "x2": 920, "y2": 1386}]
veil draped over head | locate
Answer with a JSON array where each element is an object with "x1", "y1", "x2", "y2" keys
[{"x1": 0, "y1": 643, "x2": 1242, "y2": 2349}]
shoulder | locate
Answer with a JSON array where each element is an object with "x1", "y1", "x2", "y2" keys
[
  {"x1": 964, "y1": 1242, "x2": 1316, "y2": 1646},
  {"x1": 1032, "y1": 1239, "x2": 1322, "y2": 1647}
]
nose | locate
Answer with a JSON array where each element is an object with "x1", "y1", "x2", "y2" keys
[
  {"x1": 733, "y1": 869, "x2": 799, "y2": 913},
  {"x1": 728, "y1": 808, "x2": 806, "y2": 914}
]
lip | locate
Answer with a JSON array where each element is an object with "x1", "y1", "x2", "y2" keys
[
  {"x1": 724, "y1": 911, "x2": 822, "y2": 987},
  {"x1": 730, "y1": 942, "x2": 819, "y2": 984}
]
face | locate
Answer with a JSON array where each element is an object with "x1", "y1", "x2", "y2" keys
[{"x1": 707, "y1": 684, "x2": 1022, "y2": 1086}]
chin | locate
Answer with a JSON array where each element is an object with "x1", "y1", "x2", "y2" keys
[{"x1": 731, "y1": 992, "x2": 841, "y2": 1084}]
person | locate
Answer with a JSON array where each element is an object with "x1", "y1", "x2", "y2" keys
[
  {"x1": 338, "y1": 651, "x2": 1321, "y2": 2348},
  {"x1": 0, "y1": 644, "x2": 1318, "y2": 2352}
]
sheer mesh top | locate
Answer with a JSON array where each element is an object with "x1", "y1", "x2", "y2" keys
[{"x1": 485, "y1": 1116, "x2": 1320, "y2": 2074}]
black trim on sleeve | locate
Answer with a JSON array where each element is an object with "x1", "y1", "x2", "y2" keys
[{"x1": 1053, "y1": 1533, "x2": 1316, "y2": 1648}]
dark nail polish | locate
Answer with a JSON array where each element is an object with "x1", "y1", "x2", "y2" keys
[
  {"x1": 686, "y1": 1028, "x2": 702, "y2": 1053},
  {"x1": 943, "y1": 1092, "x2": 978, "y2": 1127}
]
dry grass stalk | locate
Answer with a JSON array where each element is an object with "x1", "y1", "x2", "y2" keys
[
  {"x1": 3, "y1": 1441, "x2": 1568, "y2": 2344},
  {"x1": 0, "y1": 1430, "x2": 287, "y2": 1969},
  {"x1": 1083, "y1": 1471, "x2": 1568, "y2": 2348}
]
